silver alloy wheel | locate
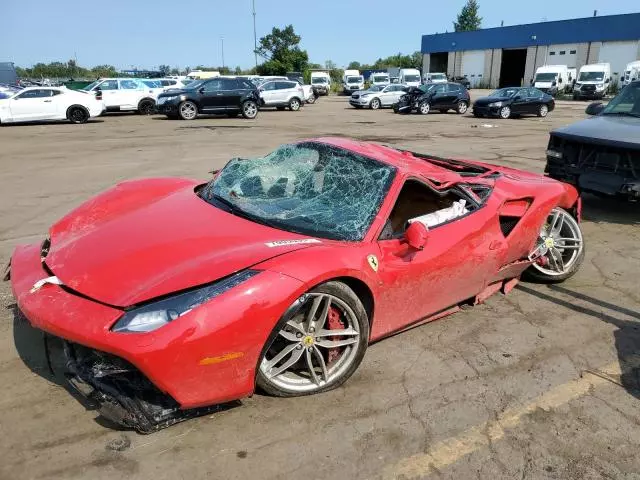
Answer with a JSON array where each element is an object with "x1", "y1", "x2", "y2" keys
[
  {"x1": 179, "y1": 101, "x2": 197, "y2": 120},
  {"x1": 457, "y1": 101, "x2": 468, "y2": 114},
  {"x1": 529, "y1": 208, "x2": 584, "y2": 277},
  {"x1": 370, "y1": 98, "x2": 380, "y2": 110},
  {"x1": 419, "y1": 101, "x2": 430, "y2": 114},
  {"x1": 500, "y1": 106, "x2": 511, "y2": 119},
  {"x1": 259, "y1": 293, "x2": 361, "y2": 393},
  {"x1": 307, "y1": 94, "x2": 316, "y2": 104},
  {"x1": 290, "y1": 99, "x2": 300, "y2": 111},
  {"x1": 539, "y1": 105, "x2": 548, "y2": 117},
  {"x1": 243, "y1": 101, "x2": 258, "y2": 118}
]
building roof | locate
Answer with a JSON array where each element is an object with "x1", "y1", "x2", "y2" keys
[{"x1": 421, "y1": 13, "x2": 640, "y2": 54}]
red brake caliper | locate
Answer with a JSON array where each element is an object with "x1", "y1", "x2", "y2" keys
[{"x1": 326, "y1": 307, "x2": 345, "y2": 364}]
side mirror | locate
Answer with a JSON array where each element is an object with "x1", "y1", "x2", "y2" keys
[
  {"x1": 585, "y1": 102, "x2": 605, "y2": 116},
  {"x1": 558, "y1": 78, "x2": 563, "y2": 83},
  {"x1": 605, "y1": 78, "x2": 610, "y2": 83},
  {"x1": 198, "y1": 87, "x2": 205, "y2": 94},
  {"x1": 405, "y1": 222, "x2": 428, "y2": 250}
]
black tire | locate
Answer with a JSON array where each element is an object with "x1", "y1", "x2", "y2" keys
[
  {"x1": 178, "y1": 100, "x2": 198, "y2": 120},
  {"x1": 66, "y1": 106, "x2": 89, "y2": 124},
  {"x1": 289, "y1": 97, "x2": 301, "y2": 111},
  {"x1": 241, "y1": 100, "x2": 259, "y2": 119},
  {"x1": 256, "y1": 281, "x2": 370, "y2": 397},
  {"x1": 370, "y1": 98, "x2": 381, "y2": 110},
  {"x1": 522, "y1": 208, "x2": 586, "y2": 284},
  {"x1": 137, "y1": 99, "x2": 155, "y2": 115},
  {"x1": 456, "y1": 101, "x2": 469, "y2": 114}
]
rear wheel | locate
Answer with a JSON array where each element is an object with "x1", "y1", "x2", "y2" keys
[
  {"x1": 289, "y1": 98, "x2": 301, "y2": 111},
  {"x1": 499, "y1": 106, "x2": 511, "y2": 119},
  {"x1": 538, "y1": 104, "x2": 549, "y2": 117},
  {"x1": 306, "y1": 94, "x2": 316, "y2": 104},
  {"x1": 241, "y1": 100, "x2": 258, "y2": 119},
  {"x1": 67, "y1": 106, "x2": 89, "y2": 124},
  {"x1": 456, "y1": 101, "x2": 468, "y2": 114},
  {"x1": 523, "y1": 207, "x2": 585, "y2": 283},
  {"x1": 418, "y1": 101, "x2": 430, "y2": 115},
  {"x1": 370, "y1": 98, "x2": 381, "y2": 110},
  {"x1": 137, "y1": 99, "x2": 155, "y2": 115},
  {"x1": 256, "y1": 281, "x2": 369, "y2": 397},
  {"x1": 178, "y1": 101, "x2": 198, "y2": 120}
]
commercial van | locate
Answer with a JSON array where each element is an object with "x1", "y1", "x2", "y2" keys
[
  {"x1": 369, "y1": 72, "x2": 390, "y2": 86},
  {"x1": 533, "y1": 65, "x2": 570, "y2": 96},
  {"x1": 186, "y1": 70, "x2": 221, "y2": 80},
  {"x1": 399, "y1": 68, "x2": 421, "y2": 87},
  {"x1": 573, "y1": 63, "x2": 612, "y2": 100},
  {"x1": 310, "y1": 71, "x2": 331, "y2": 95},
  {"x1": 342, "y1": 69, "x2": 364, "y2": 94},
  {"x1": 0, "y1": 62, "x2": 18, "y2": 85},
  {"x1": 623, "y1": 61, "x2": 640, "y2": 87},
  {"x1": 423, "y1": 72, "x2": 447, "y2": 84}
]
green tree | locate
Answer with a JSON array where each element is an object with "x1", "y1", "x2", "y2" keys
[
  {"x1": 255, "y1": 25, "x2": 309, "y2": 75},
  {"x1": 234, "y1": 66, "x2": 242, "y2": 75},
  {"x1": 170, "y1": 67, "x2": 181, "y2": 75},
  {"x1": 158, "y1": 64, "x2": 171, "y2": 75},
  {"x1": 454, "y1": 0, "x2": 482, "y2": 32},
  {"x1": 347, "y1": 61, "x2": 361, "y2": 70},
  {"x1": 90, "y1": 65, "x2": 118, "y2": 78}
]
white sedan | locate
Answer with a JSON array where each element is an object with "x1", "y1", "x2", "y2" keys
[
  {"x1": 0, "y1": 86, "x2": 105, "y2": 124},
  {"x1": 349, "y1": 84, "x2": 408, "y2": 109}
]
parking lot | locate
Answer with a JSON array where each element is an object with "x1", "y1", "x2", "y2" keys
[{"x1": 1, "y1": 92, "x2": 640, "y2": 480}]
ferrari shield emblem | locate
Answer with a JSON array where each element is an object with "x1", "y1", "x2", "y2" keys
[{"x1": 367, "y1": 254, "x2": 379, "y2": 272}]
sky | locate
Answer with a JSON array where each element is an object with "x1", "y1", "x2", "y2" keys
[{"x1": 2, "y1": 1, "x2": 638, "y2": 71}]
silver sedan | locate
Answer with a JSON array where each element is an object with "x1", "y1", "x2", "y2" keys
[{"x1": 349, "y1": 84, "x2": 408, "y2": 109}]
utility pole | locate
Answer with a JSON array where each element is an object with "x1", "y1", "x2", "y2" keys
[
  {"x1": 221, "y1": 36, "x2": 225, "y2": 69},
  {"x1": 252, "y1": 0, "x2": 258, "y2": 68}
]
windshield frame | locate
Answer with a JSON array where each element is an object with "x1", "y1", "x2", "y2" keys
[
  {"x1": 200, "y1": 142, "x2": 397, "y2": 242},
  {"x1": 534, "y1": 72, "x2": 558, "y2": 82},
  {"x1": 578, "y1": 71, "x2": 605, "y2": 82}
]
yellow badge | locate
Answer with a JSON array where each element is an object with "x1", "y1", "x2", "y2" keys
[
  {"x1": 545, "y1": 237, "x2": 555, "y2": 248},
  {"x1": 367, "y1": 254, "x2": 379, "y2": 272}
]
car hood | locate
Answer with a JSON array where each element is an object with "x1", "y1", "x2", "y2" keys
[
  {"x1": 474, "y1": 96, "x2": 511, "y2": 105},
  {"x1": 551, "y1": 115, "x2": 640, "y2": 150},
  {"x1": 44, "y1": 179, "x2": 321, "y2": 306}
]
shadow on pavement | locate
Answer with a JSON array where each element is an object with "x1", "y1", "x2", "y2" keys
[
  {"x1": 516, "y1": 284, "x2": 640, "y2": 400},
  {"x1": 581, "y1": 193, "x2": 640, "y2": 225}
]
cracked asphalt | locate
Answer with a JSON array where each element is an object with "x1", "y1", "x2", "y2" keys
[{"x1": 1, "y1": 92, "x2": 640, "y2": 479}]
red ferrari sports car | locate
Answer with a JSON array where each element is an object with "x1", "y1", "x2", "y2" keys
[{"x1": 7, "y1": 138, "x2": 585, "y2": 432}]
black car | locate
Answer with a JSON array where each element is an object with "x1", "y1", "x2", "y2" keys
[
  {"x1": 473, "y1": 87, "x2": 555, "y2": 119},
  {"x1": 156, "y1": 77, "x2": 260, "y2": 120},
  {"x1": 393, "y1": 82, "x2": 471, "y2": 115},
  {"x1": 545, "y1": 81, "x2": 640, "y2": 201}
]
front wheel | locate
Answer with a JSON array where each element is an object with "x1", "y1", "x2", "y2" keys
[
  {"x1": 306, "y1": 94, "x2": 316, "y2": 105},
  {"x1": 178, "y1": 101, "x2": 198, "y2": 120},
  {"x1": 538, "y1": 104, "x2": 549, "y2": 117},
  {"x1": 370, "y1": 98, "x2": 381, "y2": 110},
  {"x1": 418, "y1": 101, "x2": 430, "y2": 115},
  {"x1": 456, "y1": 101, "x2": 468, "y2": 114},
  {"x1": 499, "y1": 106, "x2": 511, "y2": 119},
  {"x1": 256, "y1": 281, "x2": 369, "y2": 397},
  {"x1": 67, "y1": 106, "x2": 89, "y2": 124},
  {"x1": 523, "y1": 207, "x2": 585, "y2": 283},
  {"x1": 242, "y1": 100, "x2": 258, "y2": 119}
]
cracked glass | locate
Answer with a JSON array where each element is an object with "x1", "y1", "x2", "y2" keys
[{"x1": 200, "y1": 142, "x2": 396, "y2": 241}]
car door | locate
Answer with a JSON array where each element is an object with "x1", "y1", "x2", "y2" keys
[
  {"x1": 219, "y1": 78, "x2": 242, "y2": 110},
  {"x1": 510, "y1": 88, "x2": 530, "y2": 114},
  {"x1": 9, "y1": 89, "x2": 58, "y2": 121},
  {"x1": 276, "y1": 81, "x2": 296, "y2": 104},
  {"x1": 259, "y1": 81, "x2": 277, "y2": 105},
  {"x1": 198, "y1": 79, "x2": 224, "y2": 111},
  {"x1": 441, "y1": 83, "x2": 460, "y2": 108},
  {"x1": 428, "y1": 84, "x2": 448, "y2": 107},
  {"x1": 118, "y1": 79, "x2": 144, "y2": 109},
  {"x1": 95, "y1": 80, "x2": 120, "y2": 108},
  {"x1": 380, "y1": 85, "x2": 397, "y2": 106},
  {"x1": 373, "y1": 178, "x2": 503, "y2": 336},
  {"x1": 525, "y1": 88, "x2": 543, "y2": 113}
]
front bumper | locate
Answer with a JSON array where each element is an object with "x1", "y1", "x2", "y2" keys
[
  {"x1": 574, "y1": 89, "x2": 605, "y2": 99},
  {"x1": 10, "y1": 242, "x2": 305, "y2": 425},
  {"x1": 156, "y1": 103, "x2": 178, "y2": 114},
  {"x1": 350, "y1": 98, "x2": 370, "y2": 107},
  {"x1": 472, "y1": 105, "x2": 500, "y2": 116}
]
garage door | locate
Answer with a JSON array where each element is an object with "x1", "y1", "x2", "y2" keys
[
  {"x1": 599, "y1": 41, "x2": 640, "y2": 85},
  {"x1": 462, "y1": 50, "x2": 485, "y2": 87},
  {"x1": 546, "y1": 44, "x2": 579, "y2": 68}
]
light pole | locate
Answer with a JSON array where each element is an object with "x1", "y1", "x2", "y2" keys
[
  {"x1": 252, "y1": 0, "x2": 258, "y2": 68},
  {"x1": 221, "y1": 36, "x2": 225, "y2": 69}
]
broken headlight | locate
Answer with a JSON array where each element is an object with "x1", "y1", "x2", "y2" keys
[{"x1": 112, "y1": 270, "x2": 260, "y2": 333}]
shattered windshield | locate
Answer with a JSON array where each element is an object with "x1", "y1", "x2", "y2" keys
[{"x1": 201, "y1": 142, "x2": 396, "y2": 241}]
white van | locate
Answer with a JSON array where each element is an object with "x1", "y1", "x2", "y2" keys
[
  {"x1": 533, "y1": 65, "x2": 570, "y2": 96},
  {"x1": 399, "y1": 68, "x2": 421, "y2": 87},
  {"x1": 369, "y1": 72, "x2": 390, "y2": 86},
  {"x1": 186, "y1": 70, "x2": 220, "y2": 80},
  {"x1": 342, "y1": 69, "x2": 364, "y2": 94},
  {"x1": 310, "y1": 71, "x2": 331, "y2": 95},
  {"x1": 573, "y1": 63, "x2": 612, "y2": 100},
  {"x1": 622, "y1": 61, "x2": 640, "y2": 87},
  {"x1": 424, "y1": 72, "x2": 447, "y2": 84}
]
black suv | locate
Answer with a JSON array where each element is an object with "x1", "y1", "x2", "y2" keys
[
  {"x1": 393, "y1": 82, "x2": 471, "y2": 115},
  {"x1": 156, "y1": 77, "x2": 260, "y2": 120}
]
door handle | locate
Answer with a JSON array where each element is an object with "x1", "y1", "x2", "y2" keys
[
  {"x1": 44, "y1": 100, "x2": 52, "y2": 102},
  {"x1": 216, "y1": 92, "x2": 224, "y2": 95}
]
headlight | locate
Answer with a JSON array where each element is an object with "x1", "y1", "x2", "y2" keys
[
  {"x1": 112, "y1": 270, "x2": 260, "y2": 333},
  {"x1": 488, "y1": 101, "x2": 503, "y2": 107},
  {"x1": 596, "y1": 83, "x2": 605, "y2": 90},
  {"x1": 160, "y1": 95, "x2": 178, "y2": 103},
  {"x1": 361, "y1": 93, "x2": 370, "y2": 97},
  {"x1": 574, "y1": 83, "x2": 582, "y2": 89}
]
